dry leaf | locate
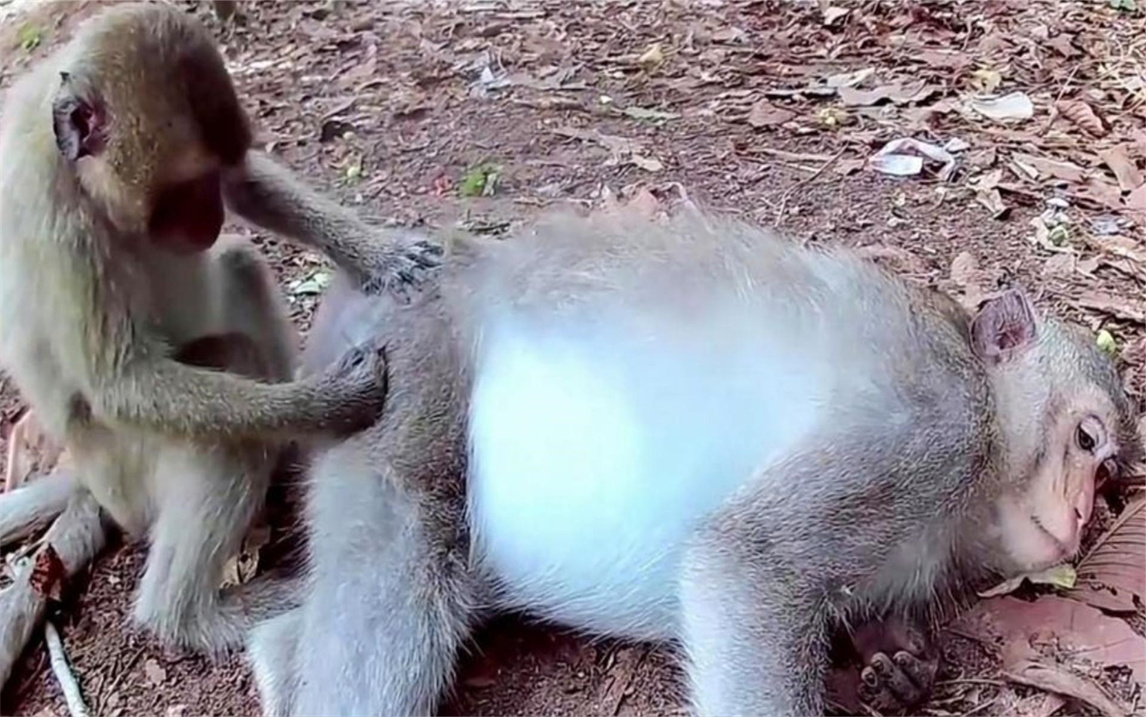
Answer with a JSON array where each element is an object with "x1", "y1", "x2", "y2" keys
[
  {"x1": 917, "y1": 50, "x2": 971, "y2": 71},
  {"x1": 747, "y1": 98, "x2": 796, "y2": 128},
  {"x1": 1128, "y1": 184, "x2": 1146, "y2": 214},
  {"x1": 1012, "y1": 153, "x2": 1088, "y2": 184},
  {"x1": 638, "y1": 43, "x2": 664, "y2": 71},
  {"x1": 1056, "y1": 99, "x2": 1106, "y2": 138},
  {"x1": 979, "y1": 563, "x2": 1077, "y2": 598},
  {"x1": 143, "y1": 658, "x2": 168, "y2": 685},
  {"x1": 1005, "y1": 660, "x2": 1129, "y2": 717},
  {"x1": 951, "y1": 595, "x2": 1146, "y2": 689},
  {"x1": 970, "y1": 68, "x2": 1002, "y2": 92},
  {"x1": 968, "y1": 92, "x2": 1034, "y2": 122},
  {"x1": 824, "y1": 68, "x2": 874, "y2": 88},
  {"x1": 1067, "y1": 496, "x2": 1144, "y2": 614},
  {"x1": 1075, "y1": 292, "x2": 1145, "y2": 324},
  {"x1": 1043, "y1": 253, "x2": 1076, "y2": 277},
  {"x1": 1099, "y1": 146, "x2": 1144, "y2": 192},
  {"x1": 822, "y1": 6, "x2": 848, "y2": 26},
  {"x1": 1047, "y1": 34, "x2": 1080, "y2": 58}
]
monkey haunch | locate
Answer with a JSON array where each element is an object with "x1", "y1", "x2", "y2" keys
[
  {"x1": 0, "y1": 3, "x2": 397, "y2": 657},
  {"x1": 250, "y1": 208, "x2": 1141, "y2": 716}
]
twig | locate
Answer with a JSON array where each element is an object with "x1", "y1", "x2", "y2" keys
[
  {"x1": 775, "y1": 148, "x2": 846, "y2": 226},
  {"x1": 44, "y1": 621, "x2": 90, "y2": 717},
  {"x1": 1039, "y1": 64, "x2": 1080, "y2": 135}
]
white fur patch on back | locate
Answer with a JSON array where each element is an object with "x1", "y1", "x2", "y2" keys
[{"x1": 468, "y1": 303, "x2": 828, "y2": 640}]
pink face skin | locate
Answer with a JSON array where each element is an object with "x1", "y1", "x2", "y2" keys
[{"x1": 997, "y1": 406, "x2": 1120, "y2": 572}]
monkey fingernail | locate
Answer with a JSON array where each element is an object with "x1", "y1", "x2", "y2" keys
[{"x1": 861, "y1": 668, "x2": 878, "y2": 687}]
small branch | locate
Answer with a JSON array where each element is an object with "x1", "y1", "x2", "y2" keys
[
  {"x1": 775, "y1": 149, "x2": 846, "y2": 226},
  {"x1": 44, "y1": 621, "x2": 89, "y2": 717}
]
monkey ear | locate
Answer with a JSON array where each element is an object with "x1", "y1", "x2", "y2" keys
[
  {"x1": 970, "y1": 289, "x2": 1038, "y2": 365},
  {"x1": 51, "y1": 75, "x2": 104, "y2": 161}
]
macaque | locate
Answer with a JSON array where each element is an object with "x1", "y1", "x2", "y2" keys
[
  {"x1": 248, "y1": 207, "x2": 1140, "y2": 716},
  {"x1": 0, "y1": 2, "x2": 424, "y2": 655}
]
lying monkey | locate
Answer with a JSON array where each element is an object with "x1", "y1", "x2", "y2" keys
[{"x1": 248, "y1": 206, "x2": 1141, "y2": 716}]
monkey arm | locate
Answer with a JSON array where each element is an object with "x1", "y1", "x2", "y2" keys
[
  {"x1": 222, "y1": 152, "x2": 441, "y2": 295},
  {"x1": 85, "y1": 353, "x2": 384, "y2": 440}
]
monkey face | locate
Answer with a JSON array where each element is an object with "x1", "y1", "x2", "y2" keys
[
  {"x1": 147, "y1": 170, "x2": 226, "y2": 254},
  {"x1": 991, "y1": 368, "x2": 1135, "y2": 574}
]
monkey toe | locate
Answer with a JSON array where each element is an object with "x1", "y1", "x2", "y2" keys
[{"x1": 858, "y1": 652, "x2": 927, "y2": 714}]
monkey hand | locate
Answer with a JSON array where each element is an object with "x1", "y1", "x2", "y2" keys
[
  {"x1": 358, "y1": 233, "x2": 444, "y2": 301},
  {"x1": 315, "y1": 340, "x2": 390, "y2": 434},
  {"x1": 854, "y1": 616, "x2": 940, "y2": 714}
]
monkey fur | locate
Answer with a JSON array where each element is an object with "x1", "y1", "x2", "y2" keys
[
  {"x1": 248, "y1": 206, "x2": 1141, "y2": 716},
  {"x1": 0, "y1": 3, "x2": 402, "y2": 656}
]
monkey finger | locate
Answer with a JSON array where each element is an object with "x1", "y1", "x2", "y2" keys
[
  {"x1": 872, "y1": 652, "x2": 924, "y2": 708},
  {"x1": 894, "y1": 649, "x2": 939, "y2": 693}
]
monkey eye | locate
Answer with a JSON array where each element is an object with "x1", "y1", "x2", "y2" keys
[{"x1": 1076, "y1": 416, "x2": 1105, "y2": 454}]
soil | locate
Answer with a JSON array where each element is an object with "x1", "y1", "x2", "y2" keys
[{"x1": 0, "y1": 0, "x2": 1142, "y2": 715}]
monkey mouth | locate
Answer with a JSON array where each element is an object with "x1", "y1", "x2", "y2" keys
[{"x1": 1029, "y1": 514, "x2": 1072, "y2": 563}]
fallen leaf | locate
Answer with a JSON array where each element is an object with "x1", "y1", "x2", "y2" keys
[
  {"x1": 143, "y1": 658, "x2": 167, "y2": 685},
  {"x1": 638, "y1": 43, "x2": 664, "y2": 71},
  {"x1": 1056, "y1": 99, "x2": 1106, "y2": 137},
  {"x1": 1131, "y1": 129, "x2": 1146, "y2": 159},
  {"x1": 979, "y1": 563, "x2": 1077, "y2": 598},
  {"x1": 917, "y1": 50, "x2": 971, "y2": 71},
  {"x1": 1047, "y1": 34, "x2": 1080, "y2": 58},
  {"x1": 1075, "y1": 292, "x2": 1145, "y2": 324},
  {"x1": 1067, "y1": 496, "x2": 1144, "y2": 614},
  {"x1": 289, "y1": 270, "x2": 332, "y2": 297},
  {"x1": 1005, "y1": 659, "x2": 1129, "y2": 717},
  {"x1": 1096, "y1": 329, "x2": 1118, "y2": 356},
  {"x1": 620, "y1": 106, "x2": 679, "y2": 122},
  {"x1": 1012, "y1": 153, "x2": 1088, "y2": 184},
  {"x1": 1099, "y1": 146, "x2": 1144, "y2": 192},
  {"x1": 970, "y1": 68, "x2": 1003, "y2": 92},
  {"x1": 630, "y1": 154, "x2": 663, "y2": 172},
  {"x1": 822, "y1": 6, "x2": 848, "y2": 26},
  {"x1": 838, "y1": 81, "x2": 935, "y2": 107},
  {"x1": 1129, "y1": 184, "x2": 1146, "y2": 213},
  {"x1": 747, "y1": 98, "x2": 796, "y2": 128},
  {"x1": 968, "y1": 92, "x2": 1034, "y2": 122},
  {"x1": 1042, "y1": 253, "x2": 1076, "y2": 277},
  {"x1": 949, "y1": 251, "x2": 989, "y2": 308},
  {"x1": 824, "y1": 68, "x2": 874, "y2": 88},
  {"x1": 951, "y1": 595, "x2": 1146, "y2": 689}
]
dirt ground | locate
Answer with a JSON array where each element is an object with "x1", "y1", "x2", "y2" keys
[{"x1": 0, "y1": 0, "x2": 1143, "y2": 715}]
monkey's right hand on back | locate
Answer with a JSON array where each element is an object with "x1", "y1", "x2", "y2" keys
[
  {"x1": 358, "y1": 233, "x2": 444, "y2": 301},
  {"x1": 313, "y1": 341, "x2": 390, "y2": 435}
]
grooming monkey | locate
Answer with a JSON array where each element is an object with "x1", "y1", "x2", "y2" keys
[
  {"x1": 248, "y1": 207, "x2": 1140, "y2": 716},
  {"x1": 0, "y1": 2, "x2": 437, "y2": 655}
]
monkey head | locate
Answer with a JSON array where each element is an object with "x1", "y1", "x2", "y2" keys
[
  {"x1": 50, "y1": 3, "x2": 252, "y2": 254},
  {"x1": 970, "y1": 290, "x2": 1141, "y2": 574}
]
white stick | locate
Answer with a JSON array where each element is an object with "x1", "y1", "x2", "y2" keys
[{"x1": 44, "y1": 621, "x2": 90, "y2": 717}]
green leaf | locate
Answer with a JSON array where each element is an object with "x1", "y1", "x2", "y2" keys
[
  {"x1": 459, "y1": 163, "x2": 501, "y2": 198},
  {"x1": 18, "y1": 24, "x2": 42, "y2": 51},
  {"x1": 1095, "y1": 329, "x2": 1117, "y2": 356}
]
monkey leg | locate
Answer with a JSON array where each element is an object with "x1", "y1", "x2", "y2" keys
[
  {"x1": 0, "y1": 469, "x2": 78, "y2": 547},
  {"x1": 133, "y1": 442, "x2": 272, "y2": 655},
  {"x1": 210, "y1": 235, "x2": 298, "y2": 383},
  {"x1": 679, "y1": 528, "x2": 831, "y2": 715},
  {"x1": 285, "y1": 435, "x2": 477, "y2": 717},
  {"x1": 247, "y1": 606, "x2": 302, "y2": 717}
]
